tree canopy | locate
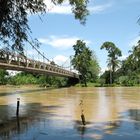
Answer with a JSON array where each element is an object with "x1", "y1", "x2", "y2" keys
[
  {"x1": 71, "y1": 40, "x2": 100, "y2": 86},
  {"x1": 113, "y1": 40, "x2": 140, "y2": 86},
  {"x1": 0, "y1": 0, "x2": 89, "y2": 52},
  {"x1": 100, "y1": 42, "x2": 122, "y2": 84}
]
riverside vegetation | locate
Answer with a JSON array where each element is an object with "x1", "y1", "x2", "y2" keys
[
  {"x1": 0, "y1": 40, "x2": 140, "y2": 87},
  {"x1": 0, "y1": 1, "x2": 140, "y2": 87}
]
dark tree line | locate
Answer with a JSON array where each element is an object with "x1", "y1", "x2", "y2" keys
[
  {"x1": 71, "y1": 40, "x2": 100, "y2": 86},
  {"x1": 100, "y1": 40, "x2": 140, "y2": 86},
  {"x1": 0, "y1": 70, "x2": 70, "y2": 87}
]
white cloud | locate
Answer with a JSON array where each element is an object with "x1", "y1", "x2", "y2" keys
[
  {"x1": 44, "y1": 0, "x2": 112, "y2": 15},
  {"x1": 26, "y1": 50, "x2": 35, "y2": 56},
  {"x1": 48, "y1": 6, "x2": 71, "y2": 14},
  {"x1": 89, "y1": 3, "x2": 112, "y2": 14},
  {"x1": 129, "y1": 36, "x2": 140, "y2": 47},
  {"x1": 120, "y1": 54, "x2": 128, "y2": 60},
  {"x1": 100, "y1": 67, "x2": 108, "y2": 75},
  {"x1": 44, "y1": 0, "x2": 71, "y2": 14},
  {"x1": 53, "y1": 55, "x2": 69, "y2": 66},
  {"x1": 47, "y1": 5, "x2": 72, "y2": 15},
  {"x1": 39, "y1": 35, "x2": 91, "y2": 50},
  {"x1": 53, "y1": 55, "x2": 78, "y2": 72}
]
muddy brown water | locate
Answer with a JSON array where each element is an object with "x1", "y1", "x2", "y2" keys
[{"x1": 0, "y1": 86, "x2": 140, "y2": 140}]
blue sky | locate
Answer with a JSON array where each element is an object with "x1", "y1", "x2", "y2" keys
[{"x1": 27, "y1": 0, "x2": 140, "y2": 72}]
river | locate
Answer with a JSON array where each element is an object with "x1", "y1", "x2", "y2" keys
[{"x1": 0, "y1": 86, "x2": 140, "y2": 140}]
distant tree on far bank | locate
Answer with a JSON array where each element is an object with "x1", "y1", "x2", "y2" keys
[
  {"x1": 116, "y1": 40, "x2": 140, "y2": 86},
  {"x1": 71, "y1": 40, "x2": 100, "y2": 86},
  {"x1": 100, "y1": 42, "x2": 122, "y2": 84},
  {"x1": 87, "y1": 52, "x2": 100, "y2": 83}
]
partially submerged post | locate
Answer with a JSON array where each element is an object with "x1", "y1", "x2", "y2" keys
[
  {"x1": 79, "y1": 100, "x2": 86, "y2": 125},
  {"x1": 17, "y1": 115, "x2": 20, "y2": 133},
  {"x1": 81, "y1": 113, "x2": 86, "y2": 125},
  {"x1": 16, "y1": 98, "x2": 20, "y2": 116}
]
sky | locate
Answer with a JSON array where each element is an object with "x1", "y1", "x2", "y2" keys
[{"x1": 27, "y1": 0, "x2": 140, "y2": 73}]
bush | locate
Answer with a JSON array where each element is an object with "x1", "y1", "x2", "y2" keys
[{"x1": 118, "y1": 76, "x2": 136, "y2": 86}]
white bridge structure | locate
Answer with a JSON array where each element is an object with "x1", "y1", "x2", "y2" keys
[{"x1": 0, "y1": 49, "x2": 79, "y2": 78}]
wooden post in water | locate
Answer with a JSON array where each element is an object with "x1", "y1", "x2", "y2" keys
[
  {"x1": 81, "y1": 113, "x2": 86, "y2": 125},
  {"x1": 80, "y1": 100, "x2": 86, "y2": 125},
  {"x1": 16, "y1": 98, "x2": 20, "y2": 116}
]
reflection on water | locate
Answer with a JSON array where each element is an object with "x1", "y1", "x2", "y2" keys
[{"x1": 0, "y1": 87, "x2": 140, "y2": 139}]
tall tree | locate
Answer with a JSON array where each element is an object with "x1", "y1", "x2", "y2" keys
[
  {"x1": 0, "y1": 0, "x2": 89, "y2": 52},
  {"x1": 71, "y1": 40, "x2": 100, "y2": 86},
  {"x1": 100, "y1": 42, "x2": 122, "y2": 84}
]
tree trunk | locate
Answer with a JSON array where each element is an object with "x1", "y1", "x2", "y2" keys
[
  {"x1": 110, "y1": 70, "x2": 112, "y2": 84},
  {"x1": 112, "y1": 64, "x2": 115, "y2": 84},
  {"x1": 84, "y1": 77, "x2": 87, "y2": 87}
]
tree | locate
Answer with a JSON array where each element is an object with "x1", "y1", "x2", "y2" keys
[
  {"x1": 0, "y1": 0, "x2": 89, "y2": 53},
  {"x1": 100, "y1": 70, "x2": 111, "y2": 85},
  {"x1": 100, "y1": 42, "x2": 122, "y2": 84},
  {"x1": 71, "y1": 40, "x2": 100, "y2": 86},
  {"x1": 131, "y1": 40, "x2": 140, "y2": 71},
  {"x1": 0, "y1": 69, "x2": 9, "y2": 84},
  {"x1": 119, "y1": 40, "x2": 140, "y2": 76},
  {"x1": 116, "y1": 40, "x2": 140, "y2": 85},
  {"x1": 87, "y1": 52, "x2": 100, "y2": 82}
]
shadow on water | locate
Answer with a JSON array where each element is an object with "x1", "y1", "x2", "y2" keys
[
  {"x1": 0, "y1": 103, "x2": 62, "y2": 140},
  {"x1": 73, "y1": 120, "x2": 140, "y2": 140},
  {"x1": 74, "y1": 120, "x2": 92, "y2": 135},
  {"x1": 72, "y1": 120, "x2": 122, "y2": 140},
  {"x1": 1, "y1": 103, "x2": 140, "y2": 140},
  {"x1": 100, "y1": 109, "x2": 140, "y2": 140},
  {"x1": 72, "y1": 109, "x2": 140, "y2": 140},
  {"x1": 128, "y1": 109, "x2": 140, "y2": 130},
  {"x1": 129, "y1": 109, "x2": 140, "y2": 121}
]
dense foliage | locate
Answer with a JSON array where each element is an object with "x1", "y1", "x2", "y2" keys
[
  {"x1": 0, "y1": 0, "x2": 89, "y2": 52},
  {"x1": 1, "y1": 40, "x2": 140, "y2": 87},
  {"x1": 100, "y1": 42, "x2": 122, "y2": 84},
  {"x1": 100, "y1": 40, "x2": 140, "y2": 86},
  {"x1": 0, "y1": 71, "x2": 69, "y2": 87},
  {"x1": 71, "y1": 40, "x2": 100, "y2": 86},
  {"x1": 115, "y1": 40, "x2": 140, "y2": 86},
  {"x1": 0, "y1": 69, "x2": 9, "y2": 84}
]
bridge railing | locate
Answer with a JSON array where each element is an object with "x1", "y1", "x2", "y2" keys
[{"x1": 0, "y1": 49, "x2": 79, "y2": 78}]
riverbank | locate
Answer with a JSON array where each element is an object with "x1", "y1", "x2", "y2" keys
[
  {"x1": 75, "y1": 82, "x2": 140, "y2": 87},
  {"x1": 1, "y1": 82, "x2": 140, "y2": 90}
]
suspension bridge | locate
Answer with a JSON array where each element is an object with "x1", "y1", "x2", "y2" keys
[{"x1": 0, "y1": 46, "x2": 79, "y2": 79}]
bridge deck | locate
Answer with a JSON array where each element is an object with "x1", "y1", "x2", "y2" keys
[{"x1": 0, "y1": 49, "x2": 79, "y2": 78}]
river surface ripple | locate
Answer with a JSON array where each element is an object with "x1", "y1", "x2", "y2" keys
[{"x1": 0, "y1": 86, "x2": 140, "y2": 140}]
